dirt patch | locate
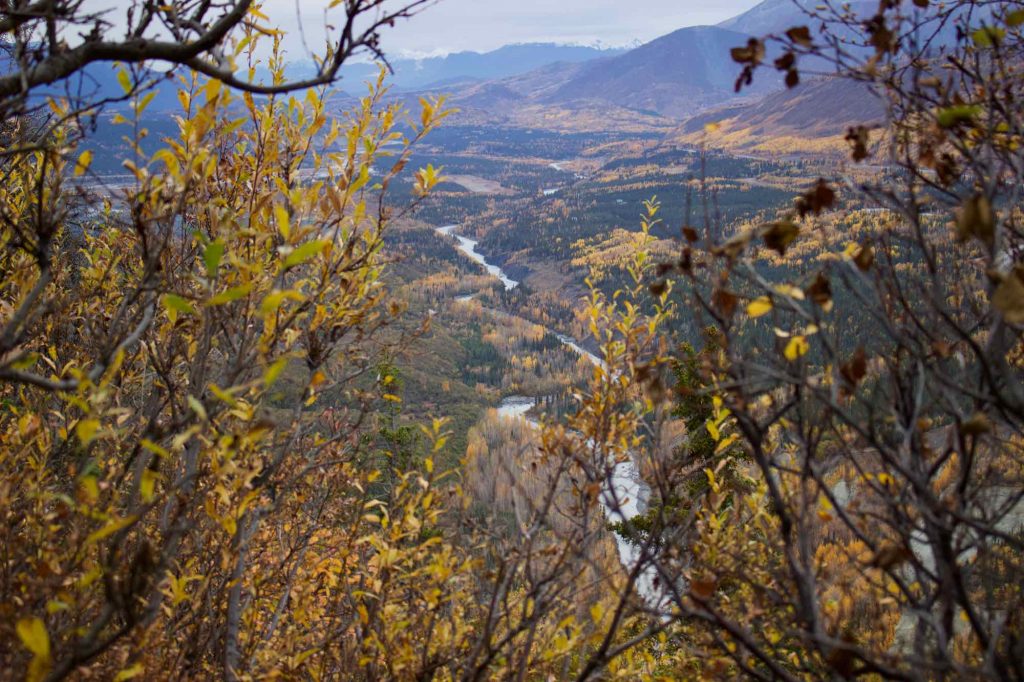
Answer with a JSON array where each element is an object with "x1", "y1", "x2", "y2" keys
[{"x1": 447, "y1": 175, "x2": 508, "y2": 194}]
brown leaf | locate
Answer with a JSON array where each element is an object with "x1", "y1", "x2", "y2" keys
[
  {"x1": 853, "y1": 243, "x2": 875, "y2": 271},
  {"x1": 711, "y1": 231, "x2": 753, "y2": 259},
  {"x1": 961, "y1": 412, "x2": 992, "y2": 437},
  {"x1": 679, "y1": 248, "x2": 693, "y2": 274},
  {"x1": 871, "y1": 543, "x2": 913, "y2": 570},
  {"x1": 955, "y1": 194, "x2": 995, "y2": 247},
  {"x1": 690, "y1": 576, "x2": 717, "y2": 599},
  {"x1": 702, "y1": 659, "x2": 731, "y2": 680},
  {"x1": 682, "y1": 226, "x2": 699, "y2": 242},
  {"x1": 805, "y1": 272, "x2": 833, "y2": 309},
  {"x1": 931, "y1": 340, "x2": 953, "y2": 358},
  {"x1": 762, "y1": 221, "x2": 800, "y2": 255},
  {"x1": 712, "y1": 288, "x2": 738, "y2": 318},
  {"x1": 936, "y1": 153, "x2": 959, "y2": 186},
  {"x1": 786, "y1": 26, "x2": 813, "y2": 47},
  {"x1": 845, "y1": 125, "x2": 871, "y2": 162},
  {"x1": 840, "y1": 347, "x2": 868, "y2": 388},
  {"x1": 796, "y1": 179, "x2": 836, "y2": 217},
  {"x1": 866, "y1": 14, "x2": 897, "y2": 55},
  {"x1": 774, "y1": 52, "x2": 795, "y2": 71},
  {"x1": 730, "y1": 38, "x2": 765, "y2": 65},
  {"x1": 826, "y1": 640, "x2": 859, "y2": 678},
  {"x1": 992, "y1": 266, "x2": 1024, "y2": 324}
]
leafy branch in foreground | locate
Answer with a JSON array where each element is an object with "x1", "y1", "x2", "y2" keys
[
  {"x1": 0, "y1": 15, "x2": 464, "y2": 674},
  {"x1": 627, "y1": 2, "x2": 1024, "y2": 679}
]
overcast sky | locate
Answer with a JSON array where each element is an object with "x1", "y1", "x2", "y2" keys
[{"x1": 267, "y1": 0, "x2": 763, "y2": 59}]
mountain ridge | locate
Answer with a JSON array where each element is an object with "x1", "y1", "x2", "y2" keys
[{"x1": 666, "y1": 75, "x2": 883, "y2": 156}]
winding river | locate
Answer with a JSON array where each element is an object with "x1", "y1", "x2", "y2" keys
[
  {"x1": 436, "y1": 225, "x2": 519, "y2": 291},
  {"x1": 436, "y1": 224, "x2": 659, "y2": 604}
]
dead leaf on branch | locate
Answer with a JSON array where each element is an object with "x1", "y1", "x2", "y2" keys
[
  {"x1": 956, "y1": 194, "x2": 995, "y2": 247},
  {"x1": 762, "y1": 221, "x2": 800, "y2": 256},
  {"x1": 991, "y1": 266, "x2": 1024, "y2": 324}
]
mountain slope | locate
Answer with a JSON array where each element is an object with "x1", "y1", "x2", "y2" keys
[
  {"x1": 542, "y1": 25, "x2": 781, "y2": 119},
  {"x1": 667, "y1": 76, "x2": 883, "y2": 155}
]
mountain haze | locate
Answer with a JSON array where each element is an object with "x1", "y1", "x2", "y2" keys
[{"x1": 340, "y1": 43, "x2": 623, "y2": 91}]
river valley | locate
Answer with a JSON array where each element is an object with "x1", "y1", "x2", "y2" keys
[{"x1": 434, "y1": 223, "x2": 662, "y2": 604}]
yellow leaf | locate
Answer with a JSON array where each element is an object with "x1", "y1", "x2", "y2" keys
[
  {"x1": 274, "y1": 204, "x2": 291, "y2": 240},
  {"x1": 773, "y1": 284, "x2": 805, "y2": 301},
  {"x1": 114, "y1": 663, "x2": 144, "y2": 681},
  {"x1": 203, "y1": 240, "x2": 224, "y2": 278},
  {"x1": 784, "y1": 335, "x2": 809, "y2": 361},
  {"x1": 86, "y1": 515, "x2": 136, "y2": 545},
  {"x1": 140, "y1": 469, "x2": 158, "y2": 503},
  {"x1": 260, "y1": 289, "x2": 304, "y2": 315},
  {"x1": 140, "y1": 439, "x2": 169, "y2": 458},
  {"x1": 117, "y1": 68, "x2": 133, "y2": 95},
  {"x1": 208, "y1": 383, "x2": 238, "y2": 407},
  {"x1": 282, "y1": 240, "x2": 328, "y2": 269},
  {"x1": 207, "y1": 284, "x2": 252, "y2": 306},
  {"x1": 16, "y1": 617, "x2": 50, "y2": 658},
  {"x1": 74, "y1": 150, "x2": 93, "y2": 177},
  {"x1": 162, "y1": 294, "x2": 195, "y2": 322},
  {"x1": 76, "y1": 418, "x2": 101, "y2": 446},
  {"x1": 714, "y1": 433, "x2": 739, "y2": 454},
  {"x1": 78, "y1": 475, "x2": 100, "y2": 505},
  {"x1": 135, "y1": 91, "x2": 156, "y2": 115},
  {"x1": 746, "y1": 297, "x2": 773, "y2": 318},
  {"x1": 203, "y1": 77, "x2": 222, "y2": 103},
  {"x1": 45, "y1": 600, "x2": 69, "y2": 614},
  {"x1": 187, "y1": 396, "x2": 207, "y2": 421}
]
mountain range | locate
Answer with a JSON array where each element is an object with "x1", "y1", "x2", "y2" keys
[
  {"x1": 338, "y1": 43, "x2": 626, "y2": 91},
  {"x1": 56, "y1": 0, "x2": 912, "y2": 162},
  {"x1": 401, "y1": 1, "x2": 849, "y2": 125}
]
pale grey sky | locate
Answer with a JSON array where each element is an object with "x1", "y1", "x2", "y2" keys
[{"x1": 269, "y1": 0, "x2": 763, "y2": 58}]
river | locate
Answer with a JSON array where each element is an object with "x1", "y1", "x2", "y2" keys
[
  {"x1": 436, "y1": 223, "x2": 660, "y2": 605},
  {"x1": 436, "y1": 225, "x2": 518, "y2": 291}
]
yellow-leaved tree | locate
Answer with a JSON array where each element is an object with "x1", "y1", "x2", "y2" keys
[{"x1": 0, "y1": 9, "x2": 483, "y2": 678}]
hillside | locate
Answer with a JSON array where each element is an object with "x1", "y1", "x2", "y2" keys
[
  {"x1": 543, "y1": 26, "x2": 781, "y2": 118},
  {"x1": 667, "y1": 75, "x2": 883, "y2": 155}
]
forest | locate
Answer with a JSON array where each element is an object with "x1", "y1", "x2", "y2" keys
[{"x1": 0, "y1": 0, "x2": 1022, "y2": 680}]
